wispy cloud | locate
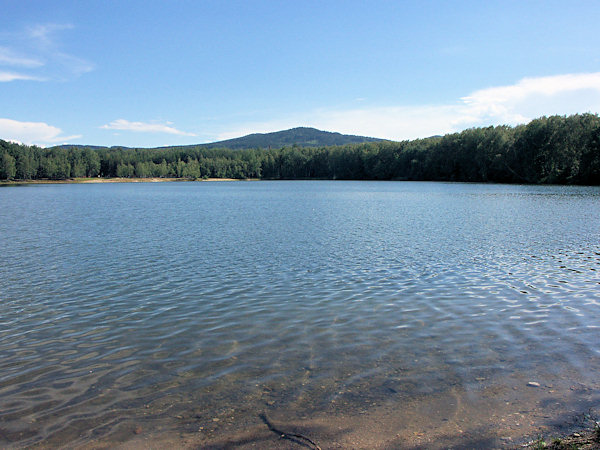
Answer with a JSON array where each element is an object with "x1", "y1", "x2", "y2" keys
[
  {"x1": 0, "y1": 118, "x2": 81, "y2": 145},
  {"x1": 0, "y1": 46, "x2": 43, "y2": 67},
  {"x1": 27, "y1": 23, "x2": 74, "y2": 46},
  {"x1": 0, "y1": 23, "x2": 93, "y2": 82},
  {"x1": 101, "y1": 119, "x2": 197, "y2": 136},
  {"x1": 217, "y1": 72, "x2": 600, "y2": 141},
  {"x1": 0, "y1": 71, "x2": 44, "y2": 82}
]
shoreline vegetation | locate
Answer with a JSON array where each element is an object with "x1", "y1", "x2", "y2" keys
[{"x1": 1, "y1": 113, "x2": 600, "y2": 185}]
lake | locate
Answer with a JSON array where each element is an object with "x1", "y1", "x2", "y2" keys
[{"x1": 1, "y1": 180, "x2": 599, "y2": 448}]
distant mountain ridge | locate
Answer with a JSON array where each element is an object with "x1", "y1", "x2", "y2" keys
[
  {"x1": 54, "y1": 127, "x2": 384, "y2": 151},
  {"x1": 190, "y1": 127, "x2": 384, "y2": 149}
]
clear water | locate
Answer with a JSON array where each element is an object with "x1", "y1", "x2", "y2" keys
[{"x1": 1, "y1": 181, "x2": 599, "y2": 448}]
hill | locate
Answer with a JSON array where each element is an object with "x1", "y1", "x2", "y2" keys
[
  {"x1": 192, "y1": 127, "x2": 383, "y2": 149},
  {"x1": 53, "y1": 127, "x2": 384, "y2": 152}
]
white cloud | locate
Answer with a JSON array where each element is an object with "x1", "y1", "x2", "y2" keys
[
  {"x1": 27, "y1": 24, "x2": 74, "y2": 44},
  {"x1": 217, "y1": 72, "x2": 600, "y2": 141},
  {"x1": 0, "y1": 46, "x2": 43, "y2": 67},
  {"x1": 0, "y1": 118, "x2": 81, "y2": 145},
  {"x1": 0, "y1": 71, "x2": 44, "y2": 82},
  {"x1": 101, "y1": 119, "x2": 197, "y2": 136},
  {"x1": 0, "y1": 23, "x2": 93, "y2": 82},
  {"x1": 457, "y1": 72, "x2": 600, "y2": 127}
]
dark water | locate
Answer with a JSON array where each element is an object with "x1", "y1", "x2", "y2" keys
[{"x1": 1, "y1": 181, "x2": 599, "y2": 448}]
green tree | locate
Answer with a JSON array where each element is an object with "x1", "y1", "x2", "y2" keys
[
  {"x1": 116, "y1": 163, "x2": 134, "y2": 177},
  {"x1": 84, "y1": 149, "x2": 101, "y2": 177},
  {"x1": 0, "y1": 152, "x2": 16, "y2": 179}
]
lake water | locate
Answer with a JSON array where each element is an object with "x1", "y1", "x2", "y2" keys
[{"x1": 1, "y1": 180, "x2": 599, "y2": 448}]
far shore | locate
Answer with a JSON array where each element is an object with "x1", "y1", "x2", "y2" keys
[{"x1": 0, "y1": 177, "x2": 253, "y2": 185}]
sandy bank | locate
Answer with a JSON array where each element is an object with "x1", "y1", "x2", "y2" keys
[{"x1": 0, "y1": 177, "x2": 249, "y2": 185}]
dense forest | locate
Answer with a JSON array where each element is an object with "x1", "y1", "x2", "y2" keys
[{"x1": 1, "y1": 114, "x2": 599, "y2": 184}]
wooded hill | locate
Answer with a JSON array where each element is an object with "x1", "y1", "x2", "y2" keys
[
  {"x1": 170, "y1": 127, "x2": 384, "y2": 150},
  {"x1": 55, "y1": 127, "x2": 383, "y2": 152},
  {"x1": 1, "y1": 114, "x2": 599, "y2": 185}
]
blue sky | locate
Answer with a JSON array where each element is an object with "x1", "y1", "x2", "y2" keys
[{"x1": 1, "y1": 0, "x2": 600, "y2": 147}]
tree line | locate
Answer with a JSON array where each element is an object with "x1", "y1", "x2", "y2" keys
[{"x1": 1, "y1": 113, "x2": 599, "y2": 184}]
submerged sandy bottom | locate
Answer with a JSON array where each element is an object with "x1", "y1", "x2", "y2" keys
[{"x1": 59, "y1": 369, "x2": 599, "y2": 450}]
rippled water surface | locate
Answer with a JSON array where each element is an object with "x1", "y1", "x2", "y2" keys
[{"x1": 1, "y1": 181, "x2": 599, "y2": 448}]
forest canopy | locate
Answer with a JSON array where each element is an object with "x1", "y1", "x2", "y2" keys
[{"x1": 1, "y1": 113, "x2": 600, "y2": 185}]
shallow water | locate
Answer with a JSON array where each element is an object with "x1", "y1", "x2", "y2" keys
[{"x1": 1, "y1": 181, "x2": 599, "y2": 448}]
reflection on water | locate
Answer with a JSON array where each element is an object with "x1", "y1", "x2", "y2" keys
[{"x1": 1, "y1": 181, "x2": 599, "y2": 448}]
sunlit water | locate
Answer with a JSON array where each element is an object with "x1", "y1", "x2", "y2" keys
[{"x1": 1, "y1": 181, "x2": 599, "y2": 448}]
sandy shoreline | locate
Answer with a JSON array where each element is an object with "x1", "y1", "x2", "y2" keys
[
  {"x1": 0, "y1": 177, "x2": 246, "y2": 185},
  {"x1": 61, "y1": 374, "x2": 600, "y2": 449},
  {"x1": 73, "y1": 403, "x2": 600, "y2": 450}
]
